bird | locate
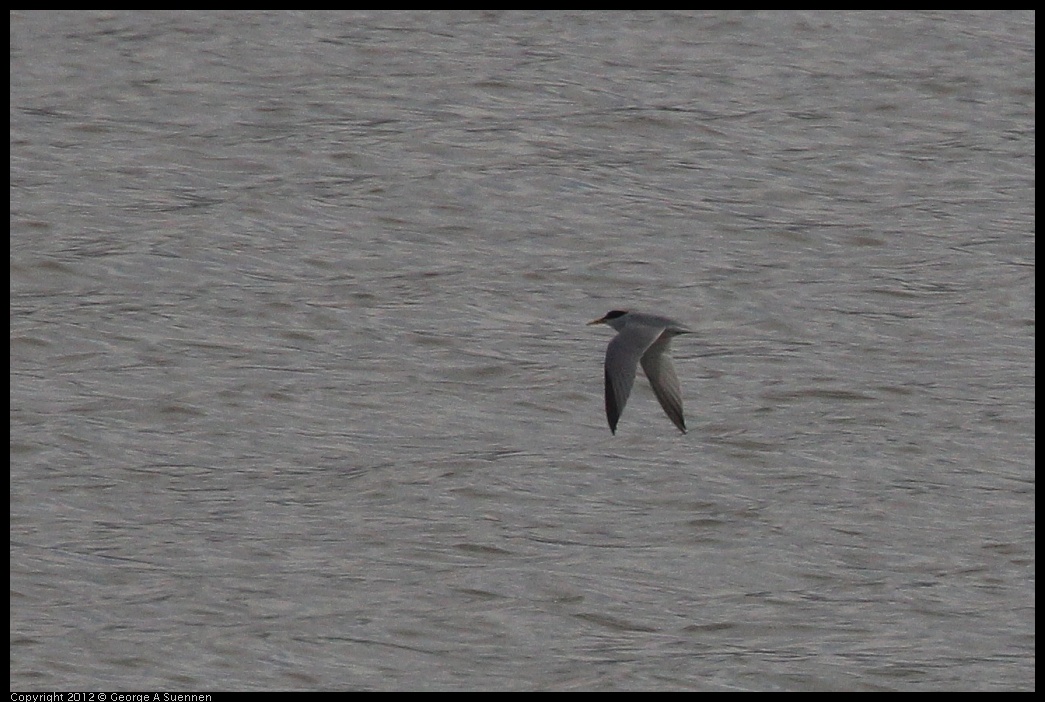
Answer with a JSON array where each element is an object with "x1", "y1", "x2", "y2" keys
[{"x1": 588, "y1": 310, "x2": 692, "y2": 435}]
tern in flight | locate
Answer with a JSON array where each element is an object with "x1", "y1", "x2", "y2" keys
[{"x1": 588, "y1": 310, "x2": 692, "y2": 435}]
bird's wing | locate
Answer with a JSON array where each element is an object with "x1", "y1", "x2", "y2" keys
[
  {"x1": 640, "y1": 333, "x2": 687, "y2": 433},
  {"x1": 604, "y1": 324, "x2": 664, "y2": 434}
]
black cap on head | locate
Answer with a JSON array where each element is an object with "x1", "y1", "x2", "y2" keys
[{"x1": 604, "y1": 310, "x2": 628, "y2": 319}]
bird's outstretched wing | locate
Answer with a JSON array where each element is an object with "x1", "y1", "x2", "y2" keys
[
  {"x1": 603, "y1": 324, "x2": 665, "y2": 434},
  {"x1": 641, "y1": 334, "x2": 686, "y2": 433}
]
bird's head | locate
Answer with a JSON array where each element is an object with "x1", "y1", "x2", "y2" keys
[{"x1": 587, "y1": 310, "x2": 629, "y2": 327}]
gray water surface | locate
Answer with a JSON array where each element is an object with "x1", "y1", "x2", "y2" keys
[{"x1": 10, "y1": 11, "x2": 1035, "y2": 690}]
